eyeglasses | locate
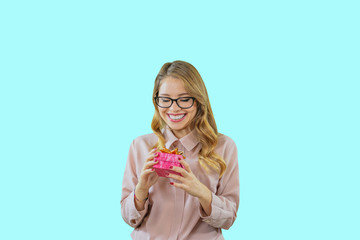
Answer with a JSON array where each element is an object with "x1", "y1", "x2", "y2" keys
[{"x1": 154, "y1": 96, "x2": 196, "y2": 109}]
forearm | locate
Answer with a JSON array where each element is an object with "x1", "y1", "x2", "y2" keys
[{"x1": 198, "y1": 185, "x2": 212, "y2": 216}]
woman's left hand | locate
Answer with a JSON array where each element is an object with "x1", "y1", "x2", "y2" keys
[{"x1": 167, "y1": 159, "x2": 211, "y2": 199}]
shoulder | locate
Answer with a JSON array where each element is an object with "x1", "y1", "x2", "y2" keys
[
  {"x1": 131, "y1": 132, "x2": 158, "y2": 149},
  {"x1": 216, "y1": 133, "x2": 238, "y2": 161},
  {"x1": 217, "y1": 133, "x2": 237, "y2": 149}
]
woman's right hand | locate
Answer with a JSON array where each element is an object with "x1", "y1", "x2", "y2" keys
[{"x1": 136, "y1": 148, "x2": 160, "y2": 193}]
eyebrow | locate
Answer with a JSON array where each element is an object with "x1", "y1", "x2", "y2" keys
[{"x1": 158, "y1": 93, "x2": 191, "y2": 97}]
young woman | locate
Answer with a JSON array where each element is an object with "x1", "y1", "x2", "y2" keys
[{"x1": 121, "y1": 60, "x2": 239, "y2": 240}]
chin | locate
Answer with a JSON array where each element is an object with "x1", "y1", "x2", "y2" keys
[{"x1": 168, "y1": 123, "x2": 185, "y2": 130}]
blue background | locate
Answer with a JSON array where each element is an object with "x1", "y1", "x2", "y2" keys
[{"x1": 1, "y1": 0, "x2": 359, "y2": 239}]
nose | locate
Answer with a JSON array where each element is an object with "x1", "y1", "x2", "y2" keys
[{"x1": 169, "y1": 100, "x2": 181, "y2": 112}]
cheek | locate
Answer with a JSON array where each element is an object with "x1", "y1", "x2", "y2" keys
[
  {"x1": 191, "y1": 106, "x2": 197, "y2": 116},
  {"x1": 187, "y1": 109, "x2": 197, "y2": 121},
  {"x1": 158, "y1": 109, "x2": 167, "y2": 118}
]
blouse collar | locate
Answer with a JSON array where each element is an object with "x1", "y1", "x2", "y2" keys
[{"x1": 163, "y1": 126, "x2": 200, "y2": 152}]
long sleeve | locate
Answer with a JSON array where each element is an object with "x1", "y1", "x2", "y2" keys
[
  {"x1": 120, "y1": 139, "x2": 151, "y2": 228},
  {"x1": 120, "y1": 131, "x2": 239, "y2": 239},
  {"x1": 199, "y1": 139, "x2": 240, "y2": 229}
]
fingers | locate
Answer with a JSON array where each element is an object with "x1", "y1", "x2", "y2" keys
[
  {"x1": 143, "y1": 159, "x2": 159, "y2": 170},
  {"x1": 178, "y1": 159, "x2": 191, "y2": 172},
  {"x1": 142, "y1": 150, "x2": 159, "y2": 176},
  {"x1": 145, "y1": 148, "x2": 158, "y2": 162},
  {"x1": 170, "y1": 181, "x2": 186, "y2": 190},
  {"x1": 171, "y1": 165, "x2": 190, "y2": 177},
  {"x1": 142, "y1": 168, "x2": 156, "y2": 177},
  {"x1": 167, "y1": 173, "x2": 183, "y2": 181},
  {"x1": 149, "y1": 148, "x2": 157, "y2": 154}
]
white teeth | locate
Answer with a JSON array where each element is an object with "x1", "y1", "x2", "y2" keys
[{"x1": 169, "y1": 114, "x2": 185, "y2": 120}]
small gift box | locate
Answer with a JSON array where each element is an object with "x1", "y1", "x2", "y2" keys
[{"x1": 153, "y1": 148, "x2": 185, "y2": 178}]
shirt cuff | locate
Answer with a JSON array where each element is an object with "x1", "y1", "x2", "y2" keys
[
  {"x1": 199, "y1": 192, "x2": 222, "y2": 225},
  {"x1": 128, "y1": 190, "x2": 150, "y2": 227}
]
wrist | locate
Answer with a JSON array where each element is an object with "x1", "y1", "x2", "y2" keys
[
  {"x1": 134, "y1": 191, "x2": 148, "y2": 202},
  {"x1": 198, "y1": 184, "x2": 212, "y2": 202},
  {"x1": 135, "y1": 185, "x2": 149, "y2": 198}
]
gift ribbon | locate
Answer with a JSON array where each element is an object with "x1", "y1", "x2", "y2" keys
[{"x1": 158, "y1": 147, "x2": 186, "y2": 159}]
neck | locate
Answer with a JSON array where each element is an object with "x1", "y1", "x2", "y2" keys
[{"x1": 171, "y1": 127, "x2": 192, "y2": 139}]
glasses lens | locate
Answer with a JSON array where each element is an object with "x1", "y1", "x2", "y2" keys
[
  {"x1": 177, "y1": 97, "x2": 194, "y2": 108},
  {"x1": 156, "y1": 97, "x2": 172, "y2": 108}
]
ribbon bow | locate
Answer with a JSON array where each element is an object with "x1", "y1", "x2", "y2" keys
[{"x1": 159, "y1": 147, "x2": 186, "y2": 159}]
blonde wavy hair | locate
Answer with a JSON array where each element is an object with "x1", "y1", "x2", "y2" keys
[{"x1": 151, "y1": 60, "x2": 227, "y2": 178}]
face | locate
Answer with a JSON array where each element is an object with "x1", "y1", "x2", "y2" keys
[{"x1": 157, "y1": 76, "x2": 197, "y2": 139}]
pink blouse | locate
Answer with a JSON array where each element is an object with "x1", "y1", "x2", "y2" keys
[{"x1": 121, "y1": 127, "x2": 239, "y2": 240}]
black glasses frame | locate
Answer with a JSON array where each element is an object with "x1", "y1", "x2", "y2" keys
[{"x1": 154, "y1": 96, "x2": 196, "y2": 109}]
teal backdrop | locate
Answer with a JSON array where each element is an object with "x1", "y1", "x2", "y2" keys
[{"x1": 1, "y1": 0, "x2": 359, "y2": 239}]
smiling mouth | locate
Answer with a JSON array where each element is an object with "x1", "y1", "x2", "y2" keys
[{"x1": 167, "y1": 113, "x2": 186, "y2": 122}]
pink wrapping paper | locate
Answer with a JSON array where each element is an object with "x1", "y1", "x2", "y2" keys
[{"x1": 153, "y1": 150, "x2": 185, "y2": 178}]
